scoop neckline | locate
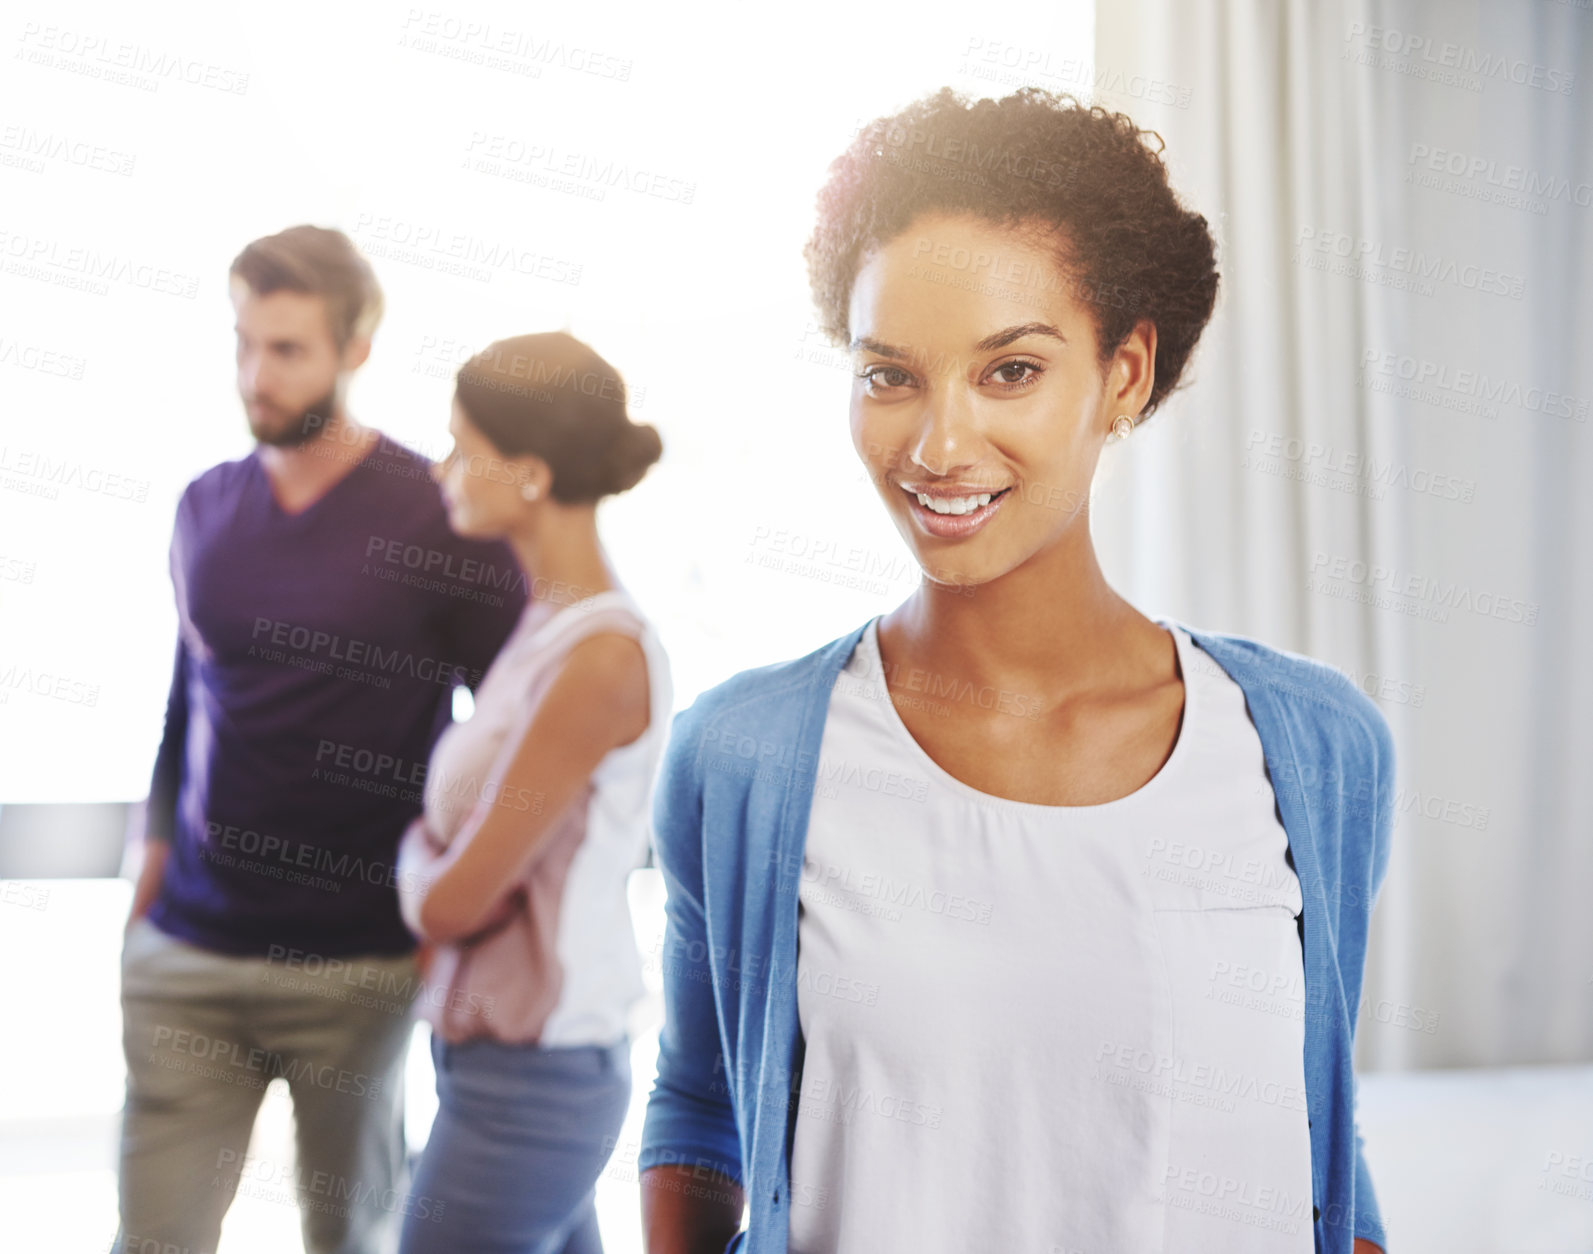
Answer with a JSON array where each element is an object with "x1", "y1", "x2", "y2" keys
[{"x1": 854, "y1": 614, "x2": 1196, "y2": 816}]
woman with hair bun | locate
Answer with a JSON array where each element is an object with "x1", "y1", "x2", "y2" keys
[
  {"x1": 639, "y1": 88, "x2": 1391, "y2": 1254},
  {"x1": 395, "y1": 332, "x2": 670, "y2": 1254}
]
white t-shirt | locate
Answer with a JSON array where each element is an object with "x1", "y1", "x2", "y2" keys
[{"x1": 788, "y1": 616, "x2": 1314, "y2": 1252}]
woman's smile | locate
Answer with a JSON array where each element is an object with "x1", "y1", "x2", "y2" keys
[{"x1": 897, "y1": 480, "x2": 1015, "y2": 538}]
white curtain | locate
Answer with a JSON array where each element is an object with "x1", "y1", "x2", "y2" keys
[{"x1": 1092, "y1": 0, "x2": 1593, "y2": 1071}]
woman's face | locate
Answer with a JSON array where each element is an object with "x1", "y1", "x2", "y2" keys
[
  {"x1": 847, "y1": 211, "x2": 1152, "y2": 591},
  {"x1": 431, "y1": 400, "x2": 541, "y2": 538}
]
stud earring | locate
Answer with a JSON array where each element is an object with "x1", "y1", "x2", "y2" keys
[
  {"x1": 520, "y1": 483, "x2": 541, "y2": 501},
  {"x1": 1111, "y1": 415, "x2": 1134, "y2": 440}
]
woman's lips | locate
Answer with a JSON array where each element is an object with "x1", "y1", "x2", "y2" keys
[{"x1": 900, "y1": 484, "x2": 1012, "y2": 538}]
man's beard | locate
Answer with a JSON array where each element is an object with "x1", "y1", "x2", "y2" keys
[{"x1": 246, "y1": 386, "x2": 339, "y2": 448}]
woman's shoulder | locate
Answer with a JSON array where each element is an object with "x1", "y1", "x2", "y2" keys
[
  {"x1": 648, "y1": 624, "x2": 868, "y2": 869},
  {"x1": 1174, "y1": 618, "x2": 1394, "y2": 768}
]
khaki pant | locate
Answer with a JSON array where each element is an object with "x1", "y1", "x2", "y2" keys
[{"x1": 113, "y1": 916, "x2": 421, "y2": 1254}]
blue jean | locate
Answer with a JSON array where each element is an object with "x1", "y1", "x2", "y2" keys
[{"x1": 398, "y1": 1032, "x2": 631, "y2": 1254}]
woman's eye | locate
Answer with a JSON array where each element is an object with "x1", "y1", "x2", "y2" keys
[
  {"x1": 988, "y1": 360, "x2": 1041, "y2": 388},
  {"x1": 857, "y1": 364, "x2": 914, "y2": 392}
]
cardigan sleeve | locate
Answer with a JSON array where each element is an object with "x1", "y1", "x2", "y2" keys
[
  {"x1": 1353, "y1": 1110, "x2": 1389, "y2": 1250},
  {"x1": 1351, "y1": 701, "x2": 1397, "y2": 1250},
  {"x1": 638, "y1": 705, "x2": 746, "y2": 1186}
]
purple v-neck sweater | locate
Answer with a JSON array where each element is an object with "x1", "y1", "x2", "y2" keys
[{"x1": 144, "y1": 433, "x2": 527, "y2": 957}]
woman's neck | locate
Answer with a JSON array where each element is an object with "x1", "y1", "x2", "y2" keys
[
  {"x1": 504, "y1": 509, "x2": 618, "y2": 609},
  {"x1": 880, "y1": 535, "x2": 1161, "y2": 701}
]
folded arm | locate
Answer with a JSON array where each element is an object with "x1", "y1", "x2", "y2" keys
[{"x1": 396, "y1": 631, "x2": 650, "y2": 945}]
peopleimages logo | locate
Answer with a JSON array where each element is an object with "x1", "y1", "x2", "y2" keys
[
  {"x1": 1407, "y1": 144, "x2": 1592, "y2": 210},
  {"x1": 351, "y1": 212, "x2": 582, "y2": 286},
  {"x1": 248, "y1": 616, "x2": 481, "y2": 688},
  {"x1": 15, "y1": 22, "x2": 252, "y2": 94},
  {"x1": 1360, "y1": 349, "x2": 1588, "y2": 422},
  {"x1": 1093, "y1": 1040, "x2": 1308, "y2": 1113},
  {"x1": 1306, "y1": 552, "x2": 1539, "y2": 626},
  {"x1": 1242, "y1": 429, "x2": 1476, "y2": 502},
  {"x1": 0, "y1": 125, "x2": 137, "y2": 176},
  {"x1": 1343, "y1": 21, "x2": 1576, "y2": 94},
  {"x1": 397, "y1": 10, "x2": 634, "y2": 81},
  {"x1": 1294, "y1": 226, "x2": 1526, "y2": 299},
  {"x1": 0, "y1": 228, "x2": 201, "y2": 298}
]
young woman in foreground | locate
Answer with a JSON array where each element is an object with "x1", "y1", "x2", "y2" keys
[
  {"x1": 394, "y1": 332, "x2": 672, "y2": 1254},
  {"x1": 638, "y1": 88, "x2": 1392, "y2": 1254}
]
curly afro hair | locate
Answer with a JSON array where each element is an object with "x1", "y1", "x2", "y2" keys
[{"x1": 803, "y1": 86, "x2": 1220, "y2": 418}]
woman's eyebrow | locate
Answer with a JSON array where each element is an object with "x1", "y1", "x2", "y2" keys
[
  {"x1": 850, "y1": 335, "x2": 911, "y2": 360},
  {"x1": 850, "y1": 322, "x2": 1067, "y2": 362},
  {"x1": 975, "y1": 322, "x2": 1066, "y2": 352}
]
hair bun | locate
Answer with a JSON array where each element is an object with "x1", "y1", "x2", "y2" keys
[{"x1": 606, "y1": 421, "x2": 663, "y2": 494}]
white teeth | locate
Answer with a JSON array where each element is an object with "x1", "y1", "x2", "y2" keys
[{"x1": 915, "y1": 491, "x2": 993, "y2": 515}]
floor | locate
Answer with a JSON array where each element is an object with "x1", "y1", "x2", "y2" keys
[
  {"x1": 1, "y1": 875, "x2": 670, "y2": 1254},
  {"x1": 3, "y1": 877, "x2": 1591, "y2": 1253}
]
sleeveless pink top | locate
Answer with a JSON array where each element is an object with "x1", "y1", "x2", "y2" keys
[{"x1": 398, "y1": 589, "x2": 671, "y2": 1046}]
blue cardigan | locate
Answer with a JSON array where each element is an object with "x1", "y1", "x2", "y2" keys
[{"x1": 638, "y1": 618, "x2": 1394, "y2": 1254}]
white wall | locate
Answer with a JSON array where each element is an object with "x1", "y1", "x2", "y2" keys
[{"x1": 0, "y1": 0, "x2": 1093, "y2": 802}]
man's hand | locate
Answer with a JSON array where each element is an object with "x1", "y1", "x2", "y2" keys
[
  {"x1": 1353, "y1": 1239, "x2": 1385, "y2": 1254},
  {"x1": 124, "y1": 838, "x2": 171, "y2": 933}
]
